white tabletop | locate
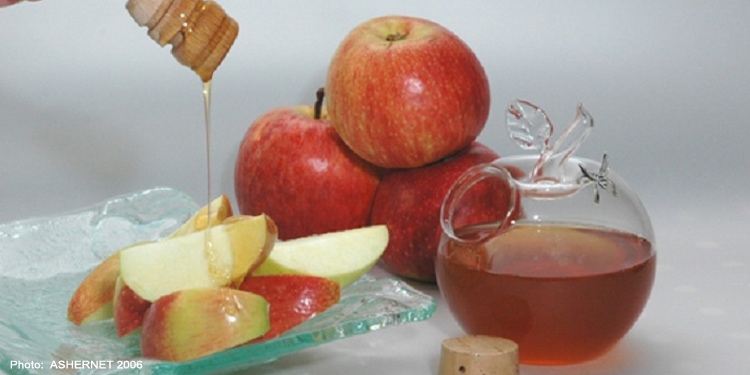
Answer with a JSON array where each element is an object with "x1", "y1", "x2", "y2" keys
[{"x1": 2, "y1": 1, "x2": 749, "y2": 374}]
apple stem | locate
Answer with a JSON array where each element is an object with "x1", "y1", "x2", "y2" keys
[
  {"x1": 385, "y1": 32, "x2": 407, "y2": 42},
  {"x1": 314, "y1": 87, "x2": 325, "y2": 120}
]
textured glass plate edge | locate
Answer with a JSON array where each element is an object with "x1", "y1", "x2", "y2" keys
[
  {"x1": 0, "y1": 187, "x2": 437, "y2": 375},
  {"x1": 0, "y1": 187, "x2": 200, "y2": 375}
]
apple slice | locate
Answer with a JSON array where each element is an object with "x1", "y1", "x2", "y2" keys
[
  {"x1": 238, "y1": 275, "x2": 340, "y2": 340},
  {"x1": 168, "y1": 195, "x2": 233, "y2": 238},
  {"x1": 66, "y1": 251, "x2": 121, "y2": 325},
  {"x1": 67, "y1": 196, "x2": 233, "y2": 326},
  {"x1": 140, "y1": 287, "x2": 270, "y2": 362},
  {"x1": 113, "y1": 276, "x2": 152, "y2": 337},
  {"x1": 120, "y1": 214, "x2": 274, "y2": 302},
  {"x1": 114, "y1": 215, "x2": 274, "y2": 336},
  {"x1": 252, "y1": 225, "x2": 388, "y2": 288},
  {"x1": 223, "y1": 215, "x2": 277, "y2": 286}
]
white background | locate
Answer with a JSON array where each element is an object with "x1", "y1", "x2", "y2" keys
[{"x1": 1, "y1": 1, "x2": 749, "y2": 374}]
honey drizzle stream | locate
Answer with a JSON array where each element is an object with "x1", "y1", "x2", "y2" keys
[{"x1": 202, "y1": 80, "x2": 216, "y2": 274}]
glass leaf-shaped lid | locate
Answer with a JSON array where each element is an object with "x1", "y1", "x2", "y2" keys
[
  {"x1": 506, "y1": 99, "x2": 595, "y2": 184},
  {"x1": 504, "y1": 99, "x2": 619, "y2": 202},
  {"x1": 505, "y1": 100, "x2": 553, "y2": 151}
]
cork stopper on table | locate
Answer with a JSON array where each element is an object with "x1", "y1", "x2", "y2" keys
[
  {"x1": 126, "y1": 0, "x2": 238, "y2": 82},
  {"x1": 439, "y1": 335, "x2": 519, "y2": 375}
]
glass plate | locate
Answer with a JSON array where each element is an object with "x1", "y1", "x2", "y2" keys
[{"x1": 0, "y1": 187, "x2": 437, "y2": 375}]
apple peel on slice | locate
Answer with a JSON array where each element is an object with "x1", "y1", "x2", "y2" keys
[
  {"x1": 252, "y1": 225, "x2": 388, "y2": 289},
  {"x1": 66, "y1": 251, "x2": 122, "y2": 326},
  {"x1": 239, "y1": 274, "x2": 341, "y2": 341},
  {"x1": 113, "y1": 276, "x2": 153, "y2": 337},
  {"x1": 140, "y1": 287, "x2": 270, "y2": 362}
]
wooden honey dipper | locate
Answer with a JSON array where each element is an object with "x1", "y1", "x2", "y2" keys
[{"x1": 126, "y1": 0, "x2": 238, "y2": 82}]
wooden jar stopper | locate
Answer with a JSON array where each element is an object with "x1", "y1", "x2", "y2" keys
[
  {"x1": 439, "y1": 335, "x2": 519, "y2": 375},
  {"x1": 126, "y1": 0, "x2": 238, "y2": 82}
]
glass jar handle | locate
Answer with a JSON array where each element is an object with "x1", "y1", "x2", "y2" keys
[{"x1": 440, "y1": 162, "x2": 517, "y2": 244}]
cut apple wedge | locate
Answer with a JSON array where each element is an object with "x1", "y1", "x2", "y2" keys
[
  {"x1": 66, "y1": 250, "x2": 122, "y2": 326},
  {"x1": 239, "y1": 274, "x2": 340, "y2": 341},
  {"x1": 120, "y1": 214, "x2": 275, "y2": 302},
  {"x1": 113, "y1": 276, "x2": 152, "y2": 337},
  {"x1": 252, "y1": 225, "x2": 388, "y2": 288},
  {"x1": 140, "y1": 287, "x2": 270, "y2": 362},
  {"x1": 223, "y1": 215, "x2": 277, "y2": 286},
  {"x1": 67, "y1": 195, "x2": 234, "y2": 326},
  {"x1": 66, "y1": 241, "x2": 150, "y2": 326},
  {"x1": 167, "y1": 195, "x2": 233, "y2": 238}
]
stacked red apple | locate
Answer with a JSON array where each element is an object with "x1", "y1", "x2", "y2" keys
[
  {"x1": 67, "y1": 196, "x2": 389, "y2": 362},
  {"x1": 236, "y1": 15, "x2": 515, "y2": 282}
]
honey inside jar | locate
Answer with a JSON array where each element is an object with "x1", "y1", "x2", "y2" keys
[{"x1": 436, "y1": 222, "x2": 656, "y2": 365}]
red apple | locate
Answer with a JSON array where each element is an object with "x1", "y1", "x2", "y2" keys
[
  {"x1": 370, "y1": 142, "x2": 518, "y2": 282},
  {"x1": 234, "y1": 97, "x2": 381, "y2": 240},
  {"x1": 238, "y1": 274, "x2": 340, "y2": 341},
  {"x1": 325, "y1": 15, "x2": 490, "y2": 169}
]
